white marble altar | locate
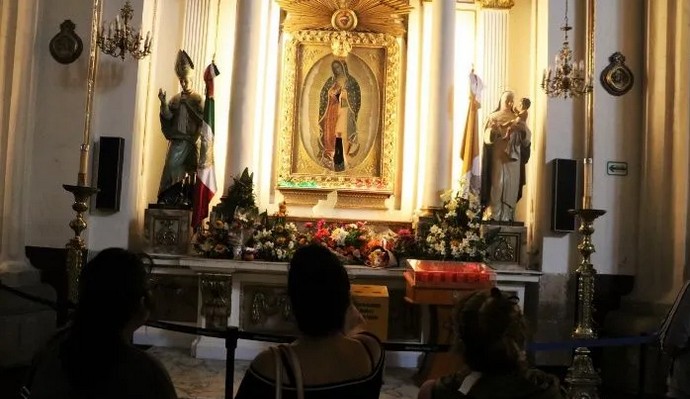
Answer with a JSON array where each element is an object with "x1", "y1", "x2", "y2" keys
[{"x1": 134, "y1": 256, "x2": 541, "y2": 368}]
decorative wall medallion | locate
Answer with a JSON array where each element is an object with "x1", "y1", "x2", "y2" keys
[
  {"x1": 600, "y1": 52, "x2": 634, "y2": 96},
  {"x1": 49, "y1": 20, "x2": 83, "y2": 65}
]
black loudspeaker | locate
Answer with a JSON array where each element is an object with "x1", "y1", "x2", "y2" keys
[
  {"x1": 551, "y1": 158, "x2": 577, "y2": 232},
  {"x1": 95, "y1": 137, "x2": 125, "y2": 211}
]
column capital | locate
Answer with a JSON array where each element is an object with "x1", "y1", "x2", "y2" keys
[{"x1": 477, "y1": 0, "x2": 514, "y2": 10}]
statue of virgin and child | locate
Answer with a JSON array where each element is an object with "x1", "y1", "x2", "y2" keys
[
  {"x1": 480, "y1": 90, "x2": 532, "y2": 223},
  {"x1": 156, "y1": 50, "x2": 204, "y2": 208}
]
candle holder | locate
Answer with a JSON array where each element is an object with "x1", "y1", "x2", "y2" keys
[
  {"x1": 63, "y1": 184, "x2": 99, "y2": 302},
  {"x1": 97, "y1": 0, "x2": 152, "y2": 60},
  {"x1": 564, "y1": 208, "x2": 605, "y2": 399},
  {"x1": 541, "y1": 0, "x2": 592, "y2": 99}
]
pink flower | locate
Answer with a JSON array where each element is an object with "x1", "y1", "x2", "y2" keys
[{"x1": 398, "y1": 228, "x2": 412, "y2": 237}]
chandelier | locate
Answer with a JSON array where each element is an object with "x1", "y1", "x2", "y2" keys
[
  {"x1": 97, "y1": 1, "x2": 152, "y2": 60},
  {"x1": 541, "y1": 0, "x2": 591, "y2": 98}
]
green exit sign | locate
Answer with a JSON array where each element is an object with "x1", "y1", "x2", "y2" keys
[{"x1": 607, "y1": 161, "x2": 628, "y2": 176}]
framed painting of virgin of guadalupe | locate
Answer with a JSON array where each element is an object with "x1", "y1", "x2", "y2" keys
[{"x1": 275, "y1": 30, "x2": 403, "y2": 208}]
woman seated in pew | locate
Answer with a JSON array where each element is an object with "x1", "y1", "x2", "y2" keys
[
  {"x1": 235, "y1": 244, "x2": 384, "y2": 399},
  {"x1": 24, "y1": 248, "x2": 177, "y2": 399},
  {"x1": 418, "y1": 287, "x2": 564, "y2": 399}
]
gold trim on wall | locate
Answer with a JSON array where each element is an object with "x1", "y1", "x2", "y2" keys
[
  {"x1": 477, "y1": 0, "x2": 514, "y2": 9},
  {"x1": 276, "y1": 30, "x2": 402, "y2": 197},
  {"x1": 279, "y1": 187, "x2": 332, "y2": 207},
  {"x1": 335, "y1": 190, "x2": 391, "y2": 209}
]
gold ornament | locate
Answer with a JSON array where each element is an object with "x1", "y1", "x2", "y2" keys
[
  {"x1": 477, "y1": 0, "x2": 515, "y2": 9},
  {"x1": 276, "y1": 0, "x2": 411, "y2": 57}
]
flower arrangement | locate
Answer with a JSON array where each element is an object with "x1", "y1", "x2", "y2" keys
[
  {"x1": 192, "y1": 168, "x2": 259, "y2": 259},
  {"x1": 305, "y1": 220, "x2": 375, "y2": 264},
  {"x1": 392, "y1": 228, "x2": 416, "y2": 258},
  {"x1": 251, "y1": 202, "x2": 310, "y2": 261},
  {"x1": 192, "y1": 219, "x2": 232, "y2": 258},
  {"x1": 421, "y1": 182, "x2": 487, "y2": 261},
  {"x1": 252, "y1": 222, "x2": 300, "y2": 261}
]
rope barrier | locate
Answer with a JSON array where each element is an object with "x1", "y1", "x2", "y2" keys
[{"x1": 0, "y1": 281, "x2": 659, "y2": 353}]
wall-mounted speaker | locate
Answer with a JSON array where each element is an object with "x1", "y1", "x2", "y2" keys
[
  {"x1": 551, "y1": 158, "x2": 578, "y2": 232},
  {"x1": 95, "y1": 136, "x2": 125, "y2": 212}
]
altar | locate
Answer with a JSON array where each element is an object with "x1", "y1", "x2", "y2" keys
[{"x1": 134, "y1": 255, "x2": 541, "y2": 367}]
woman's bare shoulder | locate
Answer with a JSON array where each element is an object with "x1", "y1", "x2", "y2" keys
[
  {"x1": 350, "y1": 332, "x2": 383, "y2": 364},
  {"x1": 249, "y1": 348, "x2": 276, "y2": 379}
]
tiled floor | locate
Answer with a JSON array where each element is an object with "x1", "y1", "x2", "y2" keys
[
  {"x1": 149, "y1": 347, "x2": 420, "y2": 399},
  {"x1": 0, "y1": 347, "x2": 667, "y2": 398}
]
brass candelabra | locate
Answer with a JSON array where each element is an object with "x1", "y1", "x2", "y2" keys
[
  {"x1": 541, "y1": 0, "x2": 592, "y2": 99},
  {"x1": 64, "y1": 184, "x2": 99, "y2": 302},
  {"x1": 97, "y1": 0, "x2": 152, "y2": 60},
  {"x1": 565, "y1": 209, "x2": 605, "y2": 398},
  {"x1": 64, "y1": 1, "x2": 100, "y2": 303},
  {"x1": 564, "y1": 0, "x2": 603, "y2": 397}
]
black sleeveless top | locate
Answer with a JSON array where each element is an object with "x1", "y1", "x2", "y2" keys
[{"x1": 234, "y1": 333, "x2": 385, "y2": 399}]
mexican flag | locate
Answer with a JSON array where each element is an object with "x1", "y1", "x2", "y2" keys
[{"x1": 192, "y1": 62, "x2": 220, "y2": 229}]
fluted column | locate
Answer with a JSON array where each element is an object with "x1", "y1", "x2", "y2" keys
[
  {"x1": 0, "y1": 0, "x2": 56, "y2": 368},
  {"x1": 182, "y1": 0, "x2": 217, "y2": 92},
  {"x1": 477, "y1": 5, "x2": 510, "y2": 125},
  {"x1": 224, "y1": 0, "x2": 264, "y2": 187},
  {"x1": 0, "y1": 0, "x2": 39, "y2": 286},
  {"x1": 421, "y1": 0, "x2": 456, "y2": 209}
]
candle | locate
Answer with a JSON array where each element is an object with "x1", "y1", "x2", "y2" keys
[
  {"x1": 79, "y1": 148, "x2": 89, "y2": 175},
  {"x1": 583, "y1": 161, "x2": 593, "y2": 208}
]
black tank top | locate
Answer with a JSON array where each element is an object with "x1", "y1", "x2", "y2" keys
[{"x1": 234, "y1": 332, "x2": 385, "y2": 399}]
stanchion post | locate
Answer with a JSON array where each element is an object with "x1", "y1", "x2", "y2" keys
[{"x1": 225, "y1": 326, "x2": 239, "y2": 399}]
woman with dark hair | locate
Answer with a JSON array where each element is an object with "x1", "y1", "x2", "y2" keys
[
  {"x1": 25, "y1": 248, "x2": 177, "y2": 399},
  {"x1": 418, "y1": 287, "x2": 563, "y2": 399},
  {"x1": 235, "y1": 244, "x2": 384, "y2": 398}
]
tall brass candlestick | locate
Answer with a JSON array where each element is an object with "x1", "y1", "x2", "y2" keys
[
  {"x1": 565, "y1": 0, "x2": 605, "y2": 398},
  {"x1": 582, "y1": 0, "x2": 595, "y2": 209},
  {"x1": 64, "y1": 0, "x2": 101, "y2": 302}
]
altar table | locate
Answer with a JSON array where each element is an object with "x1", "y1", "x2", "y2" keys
[{"x1": 134, "y1": 256, "x2": 541, "y2": 368}]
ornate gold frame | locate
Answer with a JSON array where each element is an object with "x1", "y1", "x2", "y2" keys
[{"x1": 276, "y1": 30, "x2": 402, "y2": 199}]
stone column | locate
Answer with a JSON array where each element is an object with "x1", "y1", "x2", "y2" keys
[
  {"x1": 182, "y1": 0, "x2": 218, "y2": 92},
  {"x1": 0, "y1": 0, "x2": 56, "y2": 367},
  {"x1": 477, "y1": 2, "x2": 511, "y2": 126},
  {"x1": 0, "y1": 0, "x2": 39, "y2": 286},
  {"x1": 224, "y1": 0, "x2": 264, "y2": 187},
  {"x1": 420, "y1": 0, "x2": 456, "y2": 209}
]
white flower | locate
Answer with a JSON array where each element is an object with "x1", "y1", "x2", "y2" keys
[
  {"x1": 331, "y1": 228, "x2": 348, "y2": 245},
  {"x1": 440, "y1": 189, "x2": 453, "y2": 203},
  {"x1": 288, "y1": 241, "x2": 294, "y2": 249}
]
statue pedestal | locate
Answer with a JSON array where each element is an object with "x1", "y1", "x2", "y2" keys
[
  {"x1": 482, "y1": 222, "x2": 528, "y2": 269},
  {"x1": 144, "y1": 206, "x2": 193, "y2": 255}
]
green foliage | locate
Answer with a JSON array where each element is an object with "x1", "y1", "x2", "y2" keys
[{"x1": 215, "y1": 167, "x2": 257, "y2": 220}]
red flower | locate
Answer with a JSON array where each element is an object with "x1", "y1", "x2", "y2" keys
[{"x1": 398, "y1": 228, "x2": 412, "y2": 237}]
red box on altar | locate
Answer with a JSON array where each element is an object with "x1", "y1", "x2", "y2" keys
[
  {"x1": 405, "y1": 259, "x2": 496, "y2": 289},
  {"x1": 404, "y1": 260, "x2": 496, "y2": 305}
]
